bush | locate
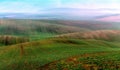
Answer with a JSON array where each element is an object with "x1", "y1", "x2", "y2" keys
[{"x1": 0, "y1": 35, "x2": 29, "y2": 45}]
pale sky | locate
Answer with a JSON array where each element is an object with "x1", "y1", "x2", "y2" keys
[{"x1": 0, "y1": 0, "x2": 120, "y2": 13}]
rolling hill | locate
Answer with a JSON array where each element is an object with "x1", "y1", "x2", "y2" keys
[
  {"x1": 0, "y1": 38, "x2": 120, "y2": 70},
  {"x1": 0, "y1": 19, "x2": 90, "y2": 35},
  {"x1": 39, "y1": 20, "x2": 120, "y2": 30},
  {"x1": 0, "y1": 19, "x2": 91, "y2": 41},
  {"x1": 55, "y1": 30, "x2": 120, "y2": 41},
  {"x1": 97, "y1": 14, "x2": 120, "y2": 22},
  {"x1": 0, "y1": 19, "x2": 120, "y2": 70},
  {"x1": 0, "y1": 19, "x2": 120, "y2": 41}
]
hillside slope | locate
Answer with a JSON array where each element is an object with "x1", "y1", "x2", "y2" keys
[
  {"x1": 0, "y1": 38, "x2": 120, "y2": 70},
  {"x1": 0, "y1": 19, "x2": 90, "y2": 35},
  {"x1": 55, "y1": 30, "x2": 120, "y2": 41},
  {"x1": 40, "y1": 20, "x2": 119, "y2": 30},
  {"x1": 0, "y1": 19, "x2": 91, "y2": 41}
]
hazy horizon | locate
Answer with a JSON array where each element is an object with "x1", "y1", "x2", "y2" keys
[
  {"x1": 0, "y1": 0, "x2": 120, "y2": 14},
  {"x1": 1, "y1": 0, "x2": 120, "y2": 22}
]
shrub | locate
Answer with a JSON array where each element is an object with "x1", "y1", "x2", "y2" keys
[{"x1": 0, "y1": 35, "x2": 29, "y2": 45}]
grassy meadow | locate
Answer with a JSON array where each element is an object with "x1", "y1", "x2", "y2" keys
[{"x1": 0, "y1": 19, "x2": 120, "y2": 70}]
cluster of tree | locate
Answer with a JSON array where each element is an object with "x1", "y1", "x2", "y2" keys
[{"x1": 0, "y1": 35, "x2": 29, "y2": 45}]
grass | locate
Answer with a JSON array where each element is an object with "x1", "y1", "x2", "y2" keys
[
  {"x1": 0, "y1": 39, "x2": 120, "y2": 70},
  {"x1": 0, "y1": 19, "x2": 120, "y2": 70},
  {"x1": 28, "y1": 32, "x2": 56, "y2": 41},
  {"x1": 42, "y1": 51, "x2": 120, "y2": 70}
]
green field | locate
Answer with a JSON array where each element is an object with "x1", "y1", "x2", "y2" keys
[
  {"x1": 0, "y1": 39, "x2": 120, "y2": 70},
  {"x1": 0, "y1": 19, "x2": 120, "y2": 70}
]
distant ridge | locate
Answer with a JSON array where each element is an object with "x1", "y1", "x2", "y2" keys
[
  {"x1": 0, "y1": 8, "x2": 117, "y2": 20},
  {"x1": 55, "y1": 30, "x2": 120, "y2": 41},
  {"x1": 96, "y1": 14, "x2": 120, "y2": 22}
]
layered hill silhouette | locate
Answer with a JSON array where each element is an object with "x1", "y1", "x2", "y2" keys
[
  {"x1": 55, "y1": 30, "x2": 120, "y2": 41},
  {"x1": 97, "y1": 14, "x2": 120, "y2": 22},
  {"x1": 0, "y1": 19, "x2": 90, "y2": 35},
  {"x1": 0, "y1": 19, "x2": 120, "y2": 70}
]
